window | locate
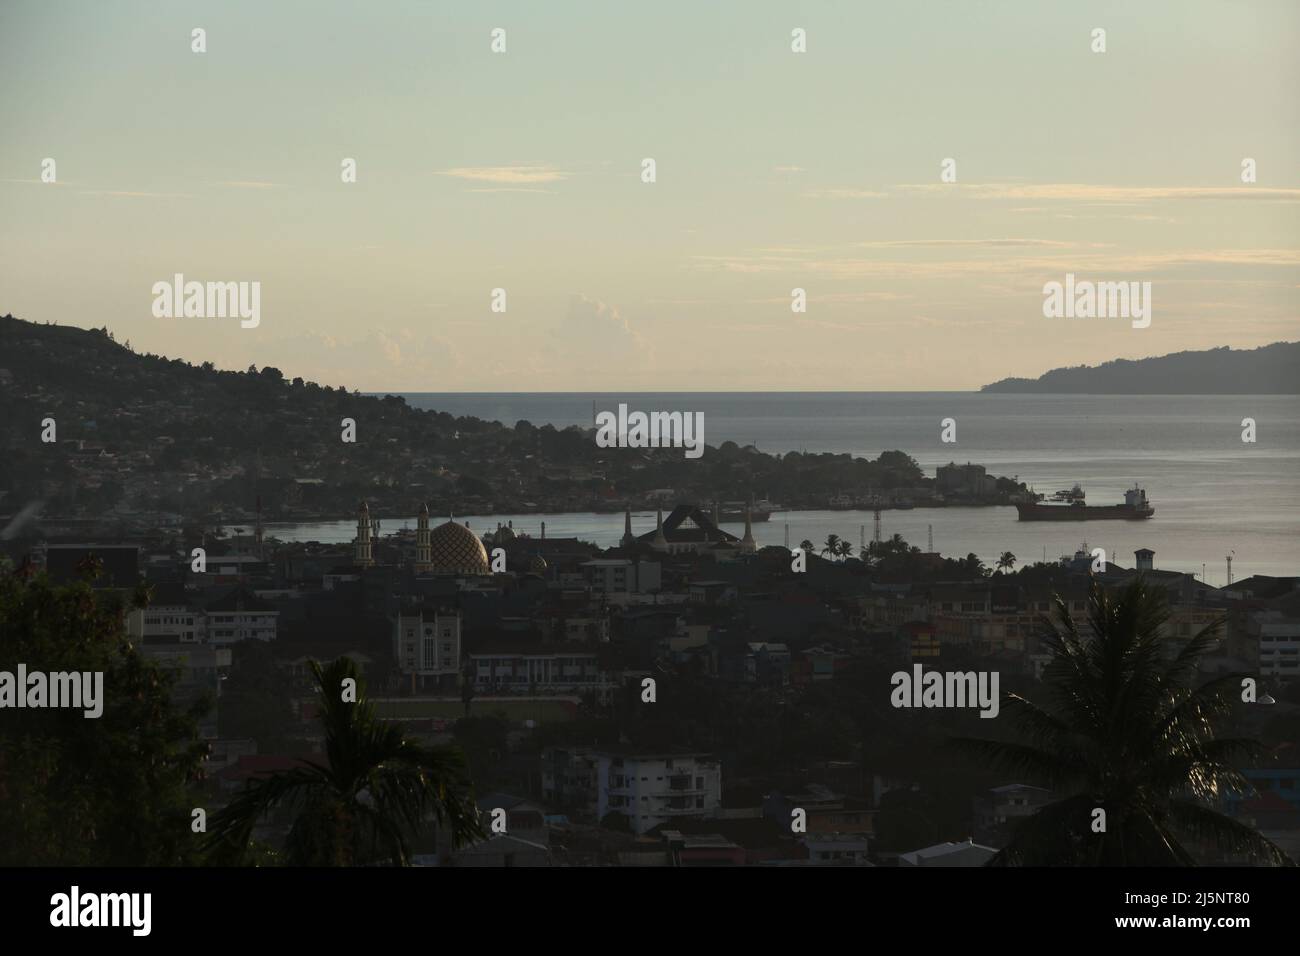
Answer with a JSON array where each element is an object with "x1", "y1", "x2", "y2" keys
[{"x1": 696, "y1": 777, "x2": 703, "y2": 789}]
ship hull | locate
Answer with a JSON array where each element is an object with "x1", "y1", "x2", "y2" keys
[{"x1": 1016, "y1": 503, "x2": 1153, "y2": 521}]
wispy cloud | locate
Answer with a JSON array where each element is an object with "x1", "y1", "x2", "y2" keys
[
  {"x1": 803, "y1": 188, "x2": 887, "y2": 199},
  {"x1": 79, "y1": 189, "x2": 194, "y2": 199},
  {"x1": 749, "y1": 291, "x2": 912, "y2": 304},
  {"x1": 465, "y1": 187, "x2": 557, "y2": 194},
  {"x1": 854, "y1": 239, "x2": 1111, "y2": 249},
  {"x1": 691, "y1": 247, "x2": 1300, "y2": 280},
  {"x1": 439, "y1": 165, "x2": 567, "y2": 185},
  {"x1": 213, "y1": 181, "x2": 282, "y2": 189},
  {"x1": 894, "y1": 183, "x2": 1300, "y2": 202}
]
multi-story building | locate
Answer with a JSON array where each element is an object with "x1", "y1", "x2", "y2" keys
[
  {"x1": 597, "y1": 751, "x2": 723, "y2": 835},
  {"x1": 139, "y1": 638, "x2": 233, "y2": 739},
  {"x1": 1249, "y1": 610, "x2": 1300, "y2": 677},
  {"x1": 581, "y1": 558, "x2": 662, "y2": 596},
  {"x1": 470, "y1": 645, "x2": 614, "y2": 701},
  {"x1": 204, "y1": 589, "x2": 278, "y2": 644},
  {"x1": 393, "y1": 609, "x2": 462, "y2": 690},
  {"x1": 127, "y1": 583, "x2": 207, "y2": 643}
]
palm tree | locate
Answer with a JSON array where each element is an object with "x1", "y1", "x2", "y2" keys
[
  {"x1": 953, "y1": 577, "x2": 1290, "y2": 866},
  {"x1": 205, "y1": 657, "x2": 484, "y2": 866},
  {"x1": 798, "y1": 539, "x2": 814, "y2": 554},
  {"x1": 997, "y1": 551, "x2": 1017, "y2": 574},
  {"x1": 822, "y1": 534, "x2": 841, "y2": 559},
  {"x1": 837, "y1": 539, "x2": 854, "y2": 560}
]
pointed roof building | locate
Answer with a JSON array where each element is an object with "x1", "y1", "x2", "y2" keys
[{"x1": 638, "y1": 503, "x2": 740, "y2": 555}]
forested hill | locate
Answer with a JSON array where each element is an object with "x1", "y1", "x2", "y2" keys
[
  {"x1": 0, "y1": 313, "x2": 964, "y2": 520},
  {"x1": 982, "y1": 343, "x2": 1300, "y2": 394}
]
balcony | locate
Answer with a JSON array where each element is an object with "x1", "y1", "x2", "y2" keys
[{"x1": 668, "y1": 776, "x2": 703, "y2": 793}]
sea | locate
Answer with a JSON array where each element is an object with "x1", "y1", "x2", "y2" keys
[{"x1": 262, "y1": 393, "x2": 1300, "y2": 583}]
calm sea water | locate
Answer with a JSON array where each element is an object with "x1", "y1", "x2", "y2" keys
[{"x1": 269, "y1": 393, "x2": 1300, "y2": 582}]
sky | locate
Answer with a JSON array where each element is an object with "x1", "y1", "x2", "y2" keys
[{"x1": 1, "y1": 0, "x2": 1297, "y2": 391}]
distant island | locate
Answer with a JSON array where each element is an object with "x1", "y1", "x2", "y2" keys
[{"x1": 982, "y1": 342, "x2": 1300, "y2": 394}]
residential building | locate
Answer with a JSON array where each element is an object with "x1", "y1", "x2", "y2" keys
[
  {"x1": 597, "y1": 751, "x2": 723, "y2": 835},
  {"x1": 204, "y1": 589, "x2": 278, "y2": 643}
]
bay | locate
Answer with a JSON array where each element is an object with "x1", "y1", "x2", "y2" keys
[{"x1": 265, "y1": 393, "x2": 1300, "y2": 583}]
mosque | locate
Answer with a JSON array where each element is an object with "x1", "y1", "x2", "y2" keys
[
  {"x1": 352, "y1": 500, "x2": 491, "y2": 575},
  {"x1": 349, "y1": 497, "x2": 756, "y2": 575}
]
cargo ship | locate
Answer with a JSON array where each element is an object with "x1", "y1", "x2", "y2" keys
[{"x1": 1015, "y1": 485, "x2": 1153, "y2": 521}]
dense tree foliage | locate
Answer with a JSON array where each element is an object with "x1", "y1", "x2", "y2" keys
[{"x1": 0, "y1": 567, "x2": 209, "y2": 865}]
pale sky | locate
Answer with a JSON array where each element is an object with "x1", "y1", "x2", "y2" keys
[{"x1": 1, "y1": 0, "x2": 1297, "y2": 390}]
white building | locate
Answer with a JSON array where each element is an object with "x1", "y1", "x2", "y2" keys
[
  {"x1": 127, "y1": 584, "x2": 207, "y2": 643},
  {"x1": 205, "y1": 590, "x2": 278, "y2": 644},
  {"x1": 1251, "y1": 610, "x2": 1300, "y2": 677},
  {"x1": 582, "y1": 558, "x2": 661, "y2": 596},
  {"x1": 394, "y1": 610, "x2": 462, "y2": 688},
  {"x1": 470, "y1": 648, "x2": 613, "y2": 700},
  {"x1": 803, "y1": 834, "x2": 872, "y2": 865},
  {"x1": 597, "y1": 752, "x2": 722, "y2": 835}
]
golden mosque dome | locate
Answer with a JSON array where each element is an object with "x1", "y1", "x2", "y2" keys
[
  {"x1": 527, "y1": 554, "x2": 548, "y2": 573},
  {"x1": 428, "y1": 519, "x2": 491, "y2": 575}
]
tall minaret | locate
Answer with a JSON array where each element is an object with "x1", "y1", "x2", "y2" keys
[
  {"x1": 621, "y1": 507, "x2": 635, "y2": 549},
  {"x1": 741, "y1": 507, "x2": 756, "y2": 553},
  {"x1": 540, "y1": 521, "x2": 546, "y2": 540},
  {"x1": 652, "y1": 507, "x2": 667, "y2": 550},
  {"x1": 415, "y1": 502, "x2": 432, "y2": 572},
  {"x1": 355, "y1": 500, "x2": 374, "y2": 567}
]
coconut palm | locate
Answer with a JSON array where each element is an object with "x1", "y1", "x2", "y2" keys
[
  {"x1": 952, "y1": 577, "x2": 1290, "y2": 866},
  {"x1": 837, "y1": 539, "x2": 854, "y2": 560},
  {"x1": 205, "y1": 657, "x2": 484, "y2": 866},
  {"x1": 997, "y1": 551, "x2": 1017, "y2": 574},
  {"x1": 822, "y1": 534, "x2": 841, "y2": 558}
]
